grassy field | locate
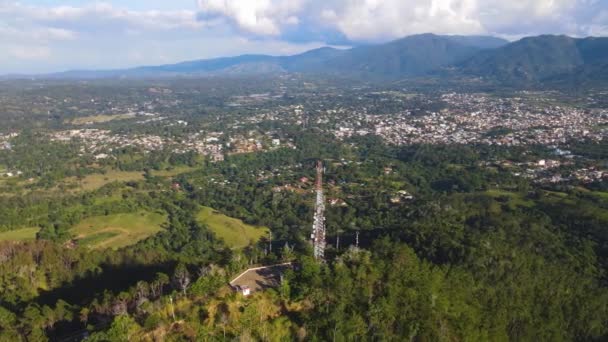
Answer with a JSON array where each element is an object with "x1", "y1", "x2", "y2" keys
[
  {"x1": 70, "y1": 113, "x2": 135, "y2": 125},
  {"x1": 485, "y1": 189, "x2": 535, "y2": 208},
  {"x1": 196, "y1": 206, "x2": 268, "y2": 249},
  {"x1": 0, "y1": 227, "x2": 40, "y2": 242},
  {"x1": 66, "y1": 167, "x2": 198, "y2": 192},
  {"x1": 70, "y1": 171, "x2": 145, "y2": 191},
  {"x1": 593, "y1": 191, "x2": 608, "y2": 200},
  {"x1": 71, "y1": 211, "x2": 166, "y2": 250},
  {"x1": 151, "y1": 166, "x2": 199, "y2": 177}
]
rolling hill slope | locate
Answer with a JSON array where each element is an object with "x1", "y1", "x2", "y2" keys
[
  {"x1": 458, "y1": 35, "x2": 608, "y2": 85},
  {"x1": 39, "y1": 34, "x2": 507, "y2": 80},
  {"x1": 10, "y1": 34, "x2": 608, "y2": 87}
]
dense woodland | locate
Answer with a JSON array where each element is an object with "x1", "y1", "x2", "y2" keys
[
  {"x1": 0, "y1": 133, "x2": 606, "y2": 341},
  {"x1": 0, "y1": 79, "x2": 607, "y2": 341}
]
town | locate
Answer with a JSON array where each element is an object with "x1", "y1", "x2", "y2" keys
[{"x1": 5, "y1": 87, "x2": 600, "y2": 187}]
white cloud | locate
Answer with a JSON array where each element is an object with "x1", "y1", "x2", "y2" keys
[
  {"x1": 0, "y1": 1, "x2": 331, "y2": 73},
  {"x1": 197, "y1": 0, "x2": 605, "y2": 41},
  {"x1": 587, "y1": 10, "x2": 608, "y2": 36},
  {"x1": 477, "y1": 0, "x2": 579, "y2": 35},
  {"x1": 0, "y1": 1, "x2": 211, "y2": 73},
  {"x1": 0, "y1": 0, "x2": 605, "y2": 74},
  {"x1": 197, "y1": 0, "x2": 305, "y2": 35},
  {"x1": 6, "y1": 45, "x2": 51, "y2": 60},
  {"x1": 0, "y1": 2, "x2": 205, "y2": 33},
  {"x1": 0, "y1": 26, "x2": 77, "y2": 42},
  {"x1": 320, "y1": 0, "x2": 484, "y2": 41}
]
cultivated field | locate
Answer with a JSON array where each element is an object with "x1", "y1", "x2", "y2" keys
[
  {"x1": 71, "y1": 211, "x2": 166, "y2": 250},
  {"x1": 0, "y1": 227, "x2": 40, "y2": 242},
  {"x1": 66, "y1": 167, "x2": 198, "y2": 191},
  {"x1": 485, "y1": 189, "x2": 535, "y2": 208},
  {"x1": 70, "y1": 113, "x2": 135, "y2": 125},
  {"x1": 196, "y1": 206, "x2": 268, "y2": 249},
  {"x1": 69, "y1": 170, "x2": 144, "y2": 191},
  {"x1": 150, "y1": 166, "x2": 198, "y2": 177}
]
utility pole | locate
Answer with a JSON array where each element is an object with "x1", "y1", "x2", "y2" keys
[
  {"x1": 311, "y1": 160, "x2": 326, "y2": 260},
  {"x1": 269, "y1": 231, "x2": 272, "y2": 253},
  {"x1": 356, "y1": 231, "x2": 360, "y2": 248},
  {"x1": 169, "y1": 296, "x2": 176, "y2": 322}
]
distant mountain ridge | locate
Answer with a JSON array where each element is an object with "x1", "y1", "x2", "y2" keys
[
  {"x1": 319, "y1": 33, "x2": 498, "y2": 78},
  {"x1": 33, "y1": 34, "x2": 506, "y2": 80},
  {"x1": 458, "y1": 35, "x2": 608, "y2": 85},
  {"x1": 8, "y1": 34, "x2": 608, "y2": 87}
]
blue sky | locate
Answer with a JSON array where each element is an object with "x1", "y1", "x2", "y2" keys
[{"x1": 1, "y1": 0, "x2": 607, "y2": 74}]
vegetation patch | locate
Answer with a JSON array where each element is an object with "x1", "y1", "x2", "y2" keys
[
  {"x1": 0, "y1": 227, "x2": 40, "y2": 242},
  {"x1": 71, "y1": 211, "x2": 166, "y2": 250},
  {"x1": 592, "y1": 191, "x2": 608, "y2": 199},
  {"x1": 151, "y1": 166, "x2": 199, "y2": 177},
  {"x1": 77, "y1": 231, "x2": 120, "y2": 246},
  {"x1": 70, "y1": 170, "x2": 144, "y2": 191},
  {"x1": 65, "y1": 167, "x2": 198, "y2": 192},
  {"x1": 485, "y1": 189, "x2": 535, "y2": 207},
  {"x1": 196, "y1": 206, "x2": 268, "y2": 249},
  {"x1": 70, "y1": 113, "x2": 135, "y2": 125}
]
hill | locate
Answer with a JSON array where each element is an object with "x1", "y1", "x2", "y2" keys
[
  {"x1": 196, "y1": 206, "x2": 269, "y2": 249},
  {"x1": 10, "y1": 34, "x2": 608, "y2": 87},
  {"x1": 71, "y1": 211, "x2": 166, "y2": 250},
  {"x1": 36, "y1": 34, "x2": 507, "y2": 80},
  {"x1": 458, "y1": 35, "x2": 608, "y2": 85},
  {"x1": 320, "y1": 33, "x2": 494, "y2": 79}
]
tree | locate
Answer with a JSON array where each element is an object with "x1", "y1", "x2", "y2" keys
[
  {"x1": 279, "y1": 276, "x2": 291, "y2": 301},
  {"x1": 87, "y1": 314, "x2": 141, "y2": 342},
  {"x1": 0, "y1": 306, "x2": 20, "y2": 341},
  {"x1": 135, "y1": 281, "x2": 150, "y2": 301},
  {"x1": 151, "y1": 272, "x2": 169, "y2": 298},
  {"x1": 281, "y1": 242, "x2": 295, "y2": 262},
  {"x1": 79, "y1": 307, "x2": 90, "y2": 326},
  {"x1": 173, "y1": 263, "x2": 191, "y2": 296}
]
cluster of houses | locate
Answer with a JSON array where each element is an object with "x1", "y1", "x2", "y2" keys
[
  {"x1": 49, "y1": 128, "x2": 293, "y2": 164},
  {"x1": 1, "y1": 170, "x2": 22, "y2": 178},
  {"x1": 0, "y1": 133, "x2": 18, "y2": 150},
  {"x1": 483, "y1": 156, "x2": 607, "y2": 185},
  {"x1": 332, "y1": 93, "x2": 607, "y2": 147}
]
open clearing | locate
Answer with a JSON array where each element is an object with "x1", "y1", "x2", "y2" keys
[
  {"x1": 591, "y1": 191, "x2": 608, "y2": 200},
  {"x1": 68, "y1": 171, "x2": 144, "y2": 191},
  {"x1": 71, "y1": 211, "x2": 166, "y2": 250},
  {"x1": 196, "y1": 206, "x2": 268, "y2": 249},
  {"x1": 485, "y1": 189, "x2": 535, "y2": 208},
  {"x1": 151, "y1": 166, "x2": 199, "y2": 177},
  {"x1": 70, "y1": 113, "x2": 135, "y2": 125},
  {"x1": 230, "y1": 263, "x2": 293, "y2": 293},
  {"x1": 65, "y1": 167, "x2": 199, "y2": 192},
  {"x1": 0, "y1": 227, "x2": 40, "y2": 242}
]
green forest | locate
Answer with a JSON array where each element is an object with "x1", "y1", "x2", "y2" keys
[
  {"x1": 0, "y1": 77, "x2": 607, "y2": 341},
  {"x1": 1, "y1": 131, "x2": 607, "y2": 341}
]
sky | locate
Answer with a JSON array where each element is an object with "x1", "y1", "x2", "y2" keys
[{"x1": 0, "y1": 0, "x2": 607, "y2": 74}]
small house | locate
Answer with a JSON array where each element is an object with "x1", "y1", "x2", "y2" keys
[{"x1": 238, "y1": 285, "x2": 251, "y2": 296}]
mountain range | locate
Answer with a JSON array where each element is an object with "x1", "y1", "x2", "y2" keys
[
  {"x1": 459, "y1": 35, "x2": 608, "y2": 85},
  {"x1": 9, "y1": 34, "x2": 608, "y2": 86}
]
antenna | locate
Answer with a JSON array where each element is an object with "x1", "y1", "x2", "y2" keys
[
  {"x1": 311, "y1": 160, "x2": 326, "y2": 260},
  {"x1": 336, "y1": 234, "x2": 340, "y2": 251}
]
